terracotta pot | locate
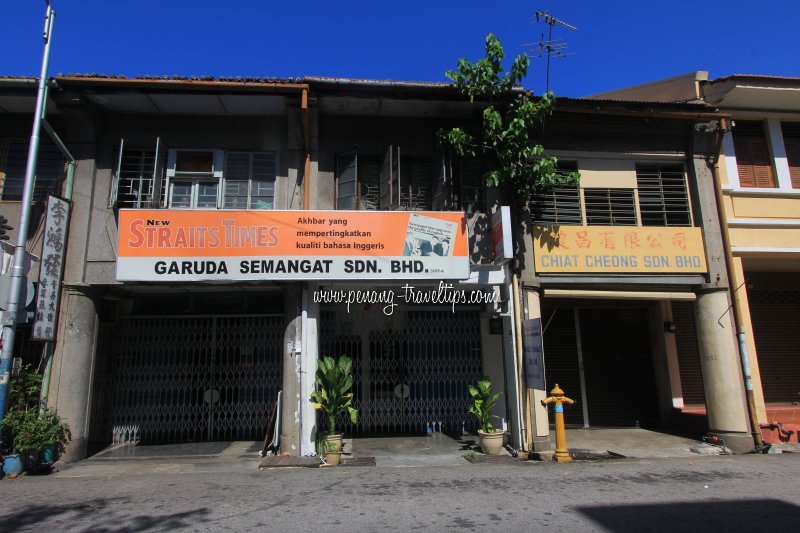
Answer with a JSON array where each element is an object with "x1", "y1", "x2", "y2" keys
[
  {"x1": 477, "y1": 430, "x2": 505, "y2": 455},
  {"x1": 326, "y1": 434, "x2": 343, "y2": 452},
  {"x1": 324, "y1": 451, "x2": 341, "y2": 466}
]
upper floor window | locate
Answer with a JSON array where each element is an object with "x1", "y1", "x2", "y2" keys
[
  {"x1": 110, "y1": 142, "x2": 276, "y2": 210},
  {"x1": 115, "y1": 147, "x2": 157, "y2": 208},
  {"x1": 531, "y1": 161, "x2": 581, "y2": 224},
  {"x1": 457, "y1": 158, "x2": 486, "y2": 214},
  {"x1": 223, "y1": 152, "x2": 277, "y2": 209},
  {"x1": 732, "y1": 120, "x2": 776, "y2": 188},
  {"x1": 0, "y1": 141, "x2": 64, "y2": 201},
  {"x1": 531, "y1": 160, "x2": 693, "y2": 228},
  {"x1": 584, "y1": 188, "x2": 637, "y2": 226},
  {"x1": 782, "y1": 122, "x2": 800, "y2": 189},
  {"x1": 335, "y1": 146, "x2": 431, "y2": 211},
  {"x1": 636, "y1": 163, "x2": 691, "y2": 226},
  {"x1": 167, "y1": 149, "x2": 222, "y2": 209},
  {"x1": 335, "y1": 152, "x2": 380, "y2": 210}
]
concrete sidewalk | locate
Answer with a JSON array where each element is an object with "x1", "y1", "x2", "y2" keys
[
  {"x1": 54, "y1": 441, "x2": 263, "y2": 477},
  {"x1": 51, "y1": 428, "x2": 790, "y2": 478},
  {"x1": 565, "y1": 428, "x2": 716, "y2": 458}
]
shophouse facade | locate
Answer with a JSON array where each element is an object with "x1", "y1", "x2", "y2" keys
[
  {"x1": 2, "y1": 75, "x2": 518, "y2": 460},
  {"x1": 0, "y1": 74, "x2": 758, "y2": 460},
  {"x1": 596, "y1": 72, "x2": 800, "y2": 444},
  {"x1": 519, "y1": 96, "x2": 753, "y2": 452}
]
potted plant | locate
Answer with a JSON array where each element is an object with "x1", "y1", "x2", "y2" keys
[
  {"x1": 0, "y1": 365, "x2": 70, "y2": 475},
  {"x1": 40, "y1": 408, "x2": 71, "y2": 464},
  {"x1": 310, "y1": 355, "x2": 359, "y2": 464},
  {"x1": 468, "y1": 377, "x2": 504, "y2": 455}
]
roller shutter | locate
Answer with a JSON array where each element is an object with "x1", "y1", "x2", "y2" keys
[
  {"x1": 541, "y1": 306, "x2": 584, "y2": 426},
  {"x1": 672, "y1": 301, "x2": 706, "y2": 406},
  {"x1": 748, "y1": 286, "x2": 800, "y2": 404},
  {"x1": 578, "y1": 308, "x2": 660, "y2": 428},
  {"x1": 542, "y1": 305, "x2": 660, "y2": 428}
]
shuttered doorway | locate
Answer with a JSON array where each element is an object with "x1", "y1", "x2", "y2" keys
[
  {"x1": 93, "y1": 315, "x2": 283, "y2": 444},
  {"x1": 748, "y1": 282, "x2": 800, "y2": 404},
  {"x1": 319, "y1": 307, "x2": 483, "y2": 435},
  {"x1": 543, "y1": 304, "x2": 661, "y2": 428}
]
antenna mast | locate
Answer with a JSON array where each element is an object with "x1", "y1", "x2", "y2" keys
[{"x1": 534, "y1": 11, "x2": 577, "y2": 92}]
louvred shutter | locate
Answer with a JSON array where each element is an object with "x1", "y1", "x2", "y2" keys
[
  {"x1": 750, "y1": 138, "x2": 776, "y2": 187},
  {"x1": 734, "y1": 137, "x2": 775, "y2": 188}
]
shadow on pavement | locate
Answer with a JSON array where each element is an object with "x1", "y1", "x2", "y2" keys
[
  {"x1": 576, "y1": 498, "x2": 800, "y2": 531},
  {"x1": 0, "y1": 499, "x2": 211, "y2": 532}
]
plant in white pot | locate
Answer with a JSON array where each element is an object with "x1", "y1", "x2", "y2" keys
[
  {"x1": 310, "y1": 355, "x2": 359, "y2": 465},
  {"x1": 468, "y1": 377, "x2": 504, "y2": 455}
]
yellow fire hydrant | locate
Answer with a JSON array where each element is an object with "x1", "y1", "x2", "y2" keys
[{"x1": 542, "y1": 384, "x2": 574, "y2": 463}]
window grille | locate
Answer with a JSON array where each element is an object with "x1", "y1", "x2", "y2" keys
[
  {"x1": 337, "y1": 150, "x2": 432, "y2": 211},
  {"x1": 399, "y1": 156, "x2": 432, "y2": 211},
  {"x1": 531, "y1": 162, "x2": 581, "y2": 224},
  {"x1": 636, "y1": 164, "x2": 691, "y2": 226},
  {"x1": 116, "y1": 148, "x2": 156, "y2": 208},
  {"x1": 335, "y1": 152, "x2": 380, "y2": 210},
  {"x1": 531, "y1": 185, "x2": 582, "y2": 224},
  {"x1": 459, "y1": 158, "x2": 485, "y2": 213},
  {"x1": 584, "y1": 188, "x2": 637, "y2": 226}
]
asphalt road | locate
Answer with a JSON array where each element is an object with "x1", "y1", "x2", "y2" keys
[{"x1": 1, "y1": 453, "x2": 798, "y2": 532}]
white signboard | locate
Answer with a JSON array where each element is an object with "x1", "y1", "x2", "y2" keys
[
  {"x1": 522, "y1": 318, "x2": 545, "y2": 390},
  {"x1": 32, "y1": 195, "x2": 70, "y2": 341},
  {"x1": 492, "y1": 206, "x2": 512, "y2": 264}
]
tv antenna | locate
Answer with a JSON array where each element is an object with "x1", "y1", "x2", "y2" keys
[{"x1": 533, "y1": 11, "x2": 577, "y2": 92}]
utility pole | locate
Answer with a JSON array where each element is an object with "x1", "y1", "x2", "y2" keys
[
  {"x1": 0, "y1": 1, "x2": 56, "y2": 425},
  {"x1": 534, "y1": 11, "x2": 577, "y2": 93}
]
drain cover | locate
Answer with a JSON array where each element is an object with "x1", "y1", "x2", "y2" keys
[{"x1": 568, "y1": 449, "x2": 626, "y2": 460}]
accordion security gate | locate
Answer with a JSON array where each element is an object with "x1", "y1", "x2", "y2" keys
[
  {"x1": 95, "y1": 315, "x2": 283, "y2": 444},
  {"x1": 320, "y1": 307, "x2": 484, "y2": 435}
]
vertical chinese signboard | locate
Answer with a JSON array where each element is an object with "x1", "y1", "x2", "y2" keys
[{"x1": 32, "y1": 195, "x2": 70, "y2": 341}]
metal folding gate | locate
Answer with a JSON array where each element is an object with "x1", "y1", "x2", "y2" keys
[
  {"x1": 93, "y1": 315, "x2": 283, "y2": 444},
  {"x1": 319, "y1": 307, "x2": 484, "y2": 435}
]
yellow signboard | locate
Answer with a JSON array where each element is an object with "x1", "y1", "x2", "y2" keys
[{"x1": 533, "y1": 225, "x2": 707, "y2": 273}]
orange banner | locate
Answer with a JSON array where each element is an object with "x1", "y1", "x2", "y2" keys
[
  {"x1": 533, "y1": 225, "x2": 707, "y2": 273},
  {"x1": 117, "y1": 210, "x2": 469, "y2": 281}
]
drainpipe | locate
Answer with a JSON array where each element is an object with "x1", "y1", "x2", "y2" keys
[
  {"x1": 511, "y1": 273, "x2": 527, "y2": 450},
  {"x1": 708, "y1": 117, "x2": 763, "y2": 449},
  {"x1": 302, "y1": 88, "x2": 311, "y2": 210}
]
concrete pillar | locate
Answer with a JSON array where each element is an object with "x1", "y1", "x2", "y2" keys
[
  {"x1": 48, "y1": 286, "x2": 99, "y2": 462},
  {"x1": 522, "y1": 286, "x2": 551, "y2": 452},
  {"x1": 280, "y1": 283, "x2": 303, "y2": 455},
  {"x1": 694, "y1": 288, "x2": 751, "y2": 451}
]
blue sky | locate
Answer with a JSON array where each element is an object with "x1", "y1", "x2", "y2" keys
[{"x1": 2, "y1": 0, "x2": 799, "y2": 97}]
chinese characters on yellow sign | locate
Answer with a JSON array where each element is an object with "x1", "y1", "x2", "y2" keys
[{"x1": 533, "y1": 225, "x2": 707, "y2": 273}]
